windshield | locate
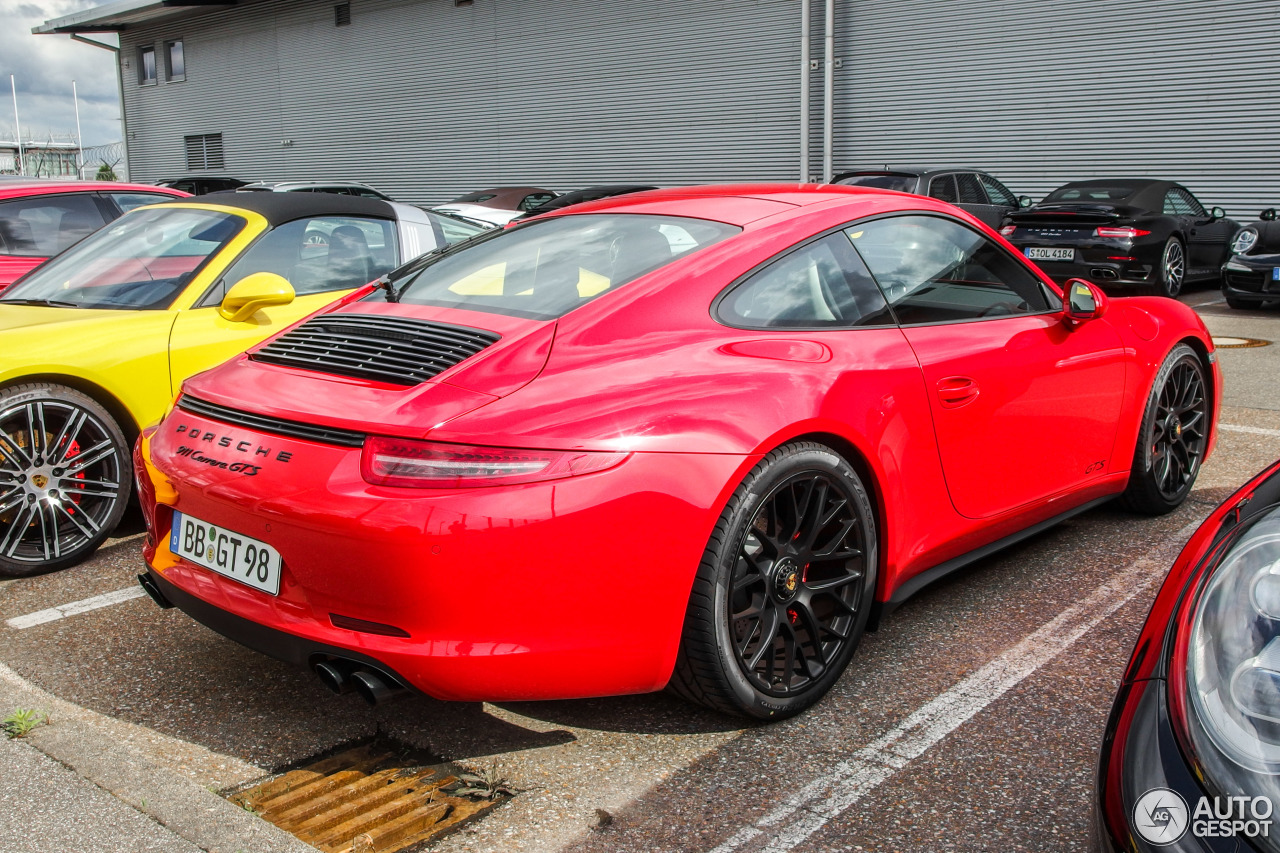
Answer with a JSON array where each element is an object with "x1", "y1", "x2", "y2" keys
[
  {"x1": 379, "y1": 214, "x2": 740, "y2": 319},
  {"x1": 2, "y1": 207, "x2": 244, "y2": 310},
  {"x1": 836, "y1": 175, "x2": 918, "y2": 193},
  {"x1": 1044, "y1": 185, "x2": 1137, "y2": 203}
]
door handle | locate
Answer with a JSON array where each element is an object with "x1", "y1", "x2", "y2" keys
[{"x1": 936, "y1": 376, "x2": 980, "y2": 408}]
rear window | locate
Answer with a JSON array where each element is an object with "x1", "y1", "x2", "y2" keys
[
  {"x1": 835, "y1": 175, "x2": 917, "y2": 193},
  {"x1": 1044, "y1": 185, "x2": 1137, "y2": 202},
  {"x1": 380, "y1": 214, "x2": 740, "y2": 319}
]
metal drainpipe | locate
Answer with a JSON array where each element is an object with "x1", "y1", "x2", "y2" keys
[
  {"x1": 800, "y1": 0, "x2": 810, "y2": 182},
  {"x1": 823, "y1": 0, "x2": 835, "y2": 183}
]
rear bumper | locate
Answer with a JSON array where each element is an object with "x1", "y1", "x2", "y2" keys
[
  {"x1": 138, "y1": 411, "x2": 750, "y2": 702},
  {"x1": 1030, "y1": 257, "x2": 1157, "y2": 287}
]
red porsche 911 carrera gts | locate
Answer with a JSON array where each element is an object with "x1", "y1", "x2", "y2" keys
[{"x1": 135, "y1": 184, "x2": 1220, "y2": 720}]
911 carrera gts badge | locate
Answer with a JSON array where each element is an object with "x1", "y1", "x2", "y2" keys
[
  {"x1": 173, "y1": 446, "x2": 263, "y2": 476},
  {"x1": 30, "y1": 474, "x2": 48, "y2": 489}
]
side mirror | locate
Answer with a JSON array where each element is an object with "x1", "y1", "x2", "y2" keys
[
  {"x1": 218, "y1": 272, "x2": 295, "y2": 322},
  {"x1": 1062, "y1": 278, "x2": 1108, "y2": 327},
  {"x1": 1210, "y1": 206, "x2": 1226, "y2": 221},
  {"x1": 1262, "y1": 208, "x2": 1277, "y2": 222},
  {"x1": 1018, "y1": 195, "x2": 1034, "y2": 209}
]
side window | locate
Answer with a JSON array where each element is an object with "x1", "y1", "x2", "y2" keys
[
  {"x1": 172, "y1": 181, "x2": 197, "y2": 194},
  {"x1": 956, "y1": 173, "x2": 987, "y2": 205},
  {"x1": 1178, "y1": 188, "x2": 1206, "y2": 217},
  {"x1": 979, "y1": 175, "x2": 1017, "y2": 207},
  {"x1": 520, "y1": 193, "x2": 556, "y2": 211},
  {"x1": 846, "y1": 215, "x2": 1056, "y2": 325},
  {"x1": 107, "y1": 192, "x2": 176, "y2": 213},
  {"x1": 138, "y1": 45, "x2": 157, "y2": 85},
  {"x1": 204, "y1": 216, "x2": 397, "y2": 304},
  {"x1": 0, "y1": 194, "x2": 107, "y2": 257},
  {"x1": 165, "y1": 39, "x2": 185, "y2": 82},
  {"x1": 1163, "y1": 191, "x2": 1182, "y2": 215},
  {"x1": 717, "y1": 233, "x2": 892, "y2": 328},
  {"x1": 928, "y1": 175, "x2": 958, "y2": 204}
]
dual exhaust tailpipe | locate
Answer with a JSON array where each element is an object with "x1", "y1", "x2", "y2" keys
[
  {"x1": 1091, "y1": 268, "x2": 1119, "y2": 280},
  {"x1": 313, "y1": 659, "x2": 408, "y2": 707}
]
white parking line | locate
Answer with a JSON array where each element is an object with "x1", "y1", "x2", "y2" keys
[
  {"x1": 1221, "y1": 423, "x2": 1280, "y2": 438},
  {"x1": 5, "y1": 586, "x2": 147, "y2": 630},
  {"x1": 708, "y1": 518, "x2": 1203, "y2": 853}
]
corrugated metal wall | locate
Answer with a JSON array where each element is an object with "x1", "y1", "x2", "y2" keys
[
  {"x1": 120, "y1": 0, "x2": 801, "y2": 204},
  {"x1": 829, "y1": 0, "x2": 1279, "y2": 218}
]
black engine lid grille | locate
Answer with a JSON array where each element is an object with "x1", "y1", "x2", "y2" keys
[
  {"x1": 176, "y1": 395, "x2": 367, "y2": 447},
  {"x1": 251, "y1": 313, "x2": 501, "y2": 386}
]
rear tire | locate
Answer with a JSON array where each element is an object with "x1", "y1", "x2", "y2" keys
[
  {"x1": 1118, "y1": 344, "x2": 1208, "y2": 515},
  {"x1": 0, "y1": 383, "x2": 130, "y2": 577},
  {"x1": 1148, "y1": 237, "x2": 1185, "y2": 298},
  {"x1": 669, "y1": 442, "x2": 877, "y2": 720}
]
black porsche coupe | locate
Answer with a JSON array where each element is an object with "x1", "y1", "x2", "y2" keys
[
  {"x1": 1000, "y1": 179, "x2": 1238, "y2": 297},
  {"x1": 1221, "y1": 208, "x2": 1280, "y2": 309}
]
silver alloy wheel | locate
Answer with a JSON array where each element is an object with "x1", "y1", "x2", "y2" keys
[
  {"x1": 0, "y1": 395, "x2": 125, "y2": 570},
  {"x1": 1162, "y1": 238, "x2": 1185, "y2": 297}
]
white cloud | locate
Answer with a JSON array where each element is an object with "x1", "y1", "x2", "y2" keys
[{"x1": 0, "y1": 0, "x2": 123, "y2": 147}]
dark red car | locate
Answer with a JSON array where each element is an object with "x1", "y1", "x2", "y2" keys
[
  {"x1": 135, "y1": 184, "x2": 1220, "y2": 719},
  {"x1": 0, "y1": 180, "x2": 188, "y2": 290}
]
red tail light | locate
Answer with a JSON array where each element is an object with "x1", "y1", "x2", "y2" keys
[
  {"x1": 998, "y1": 225, "x2": 1016, "y2": 236},
  {"x1": 361, "y1": 436, "x2": 629, "y2": 488},
  {"x1": 1095, "y1": 226, "x2": 1150, "y2": 239}
]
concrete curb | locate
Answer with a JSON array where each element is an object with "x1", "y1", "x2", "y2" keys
[{"x1": 0, "y1": 661, "x2": 314, "y2": 853}]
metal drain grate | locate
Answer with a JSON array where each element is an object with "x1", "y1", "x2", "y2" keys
[
  {"x1": 1211, "y1": 336, "x2": 1271, "y2": 349},
  {"x1": 227, "y1": 740, "x2": 505, "y2": 852}
]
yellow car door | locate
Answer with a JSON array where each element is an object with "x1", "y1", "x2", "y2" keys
[{"x1": 166, "y1": 214, "x2": 400, "y2": 395}]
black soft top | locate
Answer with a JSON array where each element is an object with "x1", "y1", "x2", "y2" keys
[
  {"x1": 169, "y1": 191, "x2": 397, "y2": 224},
  {"x1": 1044, "y1": 179, "x2": 1175, "y2": 211}
]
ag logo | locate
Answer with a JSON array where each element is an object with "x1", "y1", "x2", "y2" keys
[{"x1": 1134, "y1": 788, "x2": 1189, "y2": 845}]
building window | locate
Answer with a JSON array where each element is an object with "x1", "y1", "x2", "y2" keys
[
  {"x1": 334, "y1": 3, "x2": 351, "y2": 25},
  {"x1": 165, "y1": 40, "x2": 185, "y2": 81},
  {"x1": 138, "y1": 45, "x2": 157, "y2": 85},
  {"x1": 184, "y1": 133, "x2": 224, "y2": 170}
]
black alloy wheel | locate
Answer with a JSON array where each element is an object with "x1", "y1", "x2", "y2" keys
[
  {"x1": 1158, "y1": 237, "x2": 1186, "y2": 298},
  {"x1": 0, "y1": 384, "x2": 130, "y2": 576},
  {"x1": 1119, "y1": 343, "x2": 1208, "y2": 515},
  {"x1": 671, "y1": 442, "x2": 876, "y2": 719}
]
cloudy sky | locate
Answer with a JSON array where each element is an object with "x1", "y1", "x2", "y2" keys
[{"x1": 1, "y1": 0, "x2": 123, "y2": 148}]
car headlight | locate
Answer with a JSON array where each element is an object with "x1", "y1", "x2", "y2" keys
[
  {"x1": 1184, "y1": 505, "x2": 1280, "y2": 844},
  {"x1": 1232, "y1": 228, "x2": 1259, "y2": 255}
]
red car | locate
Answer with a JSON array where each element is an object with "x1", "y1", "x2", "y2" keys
[
  {"x1": 135, "y1": 184, "x2": 1220, "y2": 719},
  {"x1": 0, "y1": 179, "x2": 188, "y2": 290}
]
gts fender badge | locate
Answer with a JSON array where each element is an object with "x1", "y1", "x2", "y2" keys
[{"x1": 174, "y1": 446, "x2": 262, "y2": 476}]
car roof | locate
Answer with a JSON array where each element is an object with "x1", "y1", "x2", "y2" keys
[
  {"x1": 237, "y1": 180, "x2": 378, "y2": 190},
  {"x1": 836, "y1": 166, "x2": 989, "y2": 178},
  {"x1": 542, "y1": 183, "x2": 911, "y2": 226},
  {"x1": 158, "y1": 191, "x2": 398, "y2": 225},
  {"x1": 0, "y1": 179, "x2": 188, "y2": 201},
  {"x1": 1047, "y1": 178, "x2": 1180, "y2": 207}
]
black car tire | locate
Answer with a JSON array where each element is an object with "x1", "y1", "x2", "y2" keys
[
  {"x1": 1150, "y1": 237, "x2": 1186, "y2": 298},
  {"x1": 0, "y1": 383, "x2": 131, "y2": 577},
  {"x1": 1118, "y1": 344, "x2": 1208, "y2": 515},
  {"x1": 669, "y1": 441, "x2": 877, "y2": 720}
]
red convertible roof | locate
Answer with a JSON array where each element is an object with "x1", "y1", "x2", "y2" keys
[
  {"x1": 0, "y1": 179, "x2": 188, "y2": 201},
  {"x1": 554, "y1": 183, "x2": 885, "y2": 226}
]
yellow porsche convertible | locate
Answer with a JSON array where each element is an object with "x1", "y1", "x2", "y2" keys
[{"x1": 0, "y1": 193, "x2": 484, "y2": 575}]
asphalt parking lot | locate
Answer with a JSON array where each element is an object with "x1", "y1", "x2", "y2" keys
[{"x1": 2, "y1": 287, "x2": 1278, "y2": 853}]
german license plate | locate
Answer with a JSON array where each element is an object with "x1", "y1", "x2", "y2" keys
[
  {"x1": 1026, "y1": 247, "x2": 1075, "y2": 261},
  {"x1": 171, "y1": 511, "x2": 282, "y2": 595}
]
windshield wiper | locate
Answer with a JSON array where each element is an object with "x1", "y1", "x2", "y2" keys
[{"x1": 0, "y1": 298, "x2": 79, "y2": 308}]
